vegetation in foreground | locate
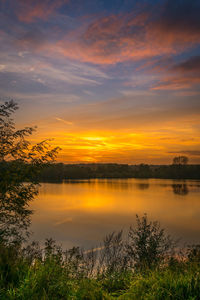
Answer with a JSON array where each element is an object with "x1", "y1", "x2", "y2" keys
[
  {"x1": 1, "y1": 216, "x2": 200, "y2": 300},
  {"x1": 0, "y1": 241, "x2": 200, "y2": 299}
]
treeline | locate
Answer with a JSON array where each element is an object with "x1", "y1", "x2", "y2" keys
[
  {"x1": 38, "y1": 163, "x2": 200, "y2": 181},
  {"x1": 1, "y1": 161, "x2": 200, "y2": 182}
]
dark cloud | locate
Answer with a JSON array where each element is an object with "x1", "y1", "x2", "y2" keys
[
  {"x1": 153, "y1": 55, "x2": 200, "y2": 90},
  {"x1": 169, "y1": 151, "x2": 200, "y2": 157},
  {"x1": 172, "y1": 56, "x2": 200, "y2": 73},
  {"x1": 158, "y1": 0, "x2": 200, "y2": 33}
]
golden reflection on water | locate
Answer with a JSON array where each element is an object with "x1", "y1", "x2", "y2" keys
[{"x1": 30, "y1": 179, "x2": 200, "y2": 249}]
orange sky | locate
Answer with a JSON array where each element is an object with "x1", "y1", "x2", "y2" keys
[{"x1": 1, "y1": 0, "x2": 200, "y2": 164}]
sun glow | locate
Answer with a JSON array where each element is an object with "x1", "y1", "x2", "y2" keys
[{"x1": 28, "y1": 124, "x2": 200, "y2": 164}]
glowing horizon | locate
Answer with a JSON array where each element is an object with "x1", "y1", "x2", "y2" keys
[{"x1": 1, "y1": 0, "x2": 200, "y2": 164}]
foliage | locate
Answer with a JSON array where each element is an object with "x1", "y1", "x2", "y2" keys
[
  {"x1": 173, "y1": 156, "x2": 189, "y2": 165},
  {"x1": 119, "y1": 263, "x2": 200, "y2": 300},
  {"x1": 0, "y1": 215, "x2": 199, "y2": 299},
  {"x1": 36, "y1": 162, "x2": 200, "y2": 182},
  {"x1": 187, "y1": 244, "x2": 200, "y2": 264},
  {"x1": 126, "y1": 214, "x2": 175, "y2": 270},
  {"x1": 0, "y1": 214, "x2": 177, "y2": 299},
  {"x1": 0, "y1": 237, "x2": 199, "y2": 299},
  {"x1": 0, "y1": 100, "x2": 60, "y2": 244}
]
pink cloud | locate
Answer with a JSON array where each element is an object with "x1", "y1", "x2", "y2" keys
[
  {"x1": 55, "y1": 8, "x2": 200, "y2": 65},
  {"x1": 152, "y1": 56, "x2": 200, "y2": 90},
  {"x1": 16, "y1": 0, "x2": 68, "y2": 23},
  {"x1": 57, "y1": 13, "x2": 159, "y2": 64},
  {"x1": 152, "y1": 76, "x2": 200, "y2": 91},
  {"x1": 13, "y1": 1, "x2": 200, "y2": 71}
]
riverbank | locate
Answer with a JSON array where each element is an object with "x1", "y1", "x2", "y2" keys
[
  {"x1": 1, "y1": 242, "x2": 200, "y2": 299},
  {"x1": 1, "y1": 215, "x2": 200, "y2": 299}
]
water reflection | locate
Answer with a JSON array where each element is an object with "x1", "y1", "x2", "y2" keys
[
  {"x1": 65, "y1": 178, "x2": 150, "y2": 191},
  {"x1": 136, "y1": 183, "x2": 149, "y2": 190},
  {"x1": 172, "y1": 184, "x2": 189, "y2": 195},
  {"x1": 31, "y1": 179, "x2": 200, "y2": 249}
]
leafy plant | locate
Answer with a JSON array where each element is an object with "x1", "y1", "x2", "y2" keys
[
  {"x1": 126, "y1": 214, "x2": 175, "y2": 270},
  {"x1": 0, "y1": 100, "x2": 60, "y2": 244}
]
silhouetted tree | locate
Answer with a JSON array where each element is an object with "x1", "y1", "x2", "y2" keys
[
  {"x1": 0, "y1": 100, "x2": 60, "y2": 244},
  {"x1": 173, "y1": 156, "x2": 188, "y2": 165}
]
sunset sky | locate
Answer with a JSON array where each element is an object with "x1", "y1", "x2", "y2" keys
[{"x1": 0, "y1": 0, "x2": 200, "y2": 164}]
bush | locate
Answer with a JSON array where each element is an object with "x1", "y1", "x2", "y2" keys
[{"x1": 126, "y1": 214, "x2": 175, "y2": 270}]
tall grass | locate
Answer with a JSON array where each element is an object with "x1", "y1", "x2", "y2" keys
[{"x1": 1, "y1": 215, "x2": 200, "y2": 299}]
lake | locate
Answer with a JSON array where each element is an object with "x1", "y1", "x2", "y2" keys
[{"x1": 30, "y1": 179, "x2": 200, "y2": 249}]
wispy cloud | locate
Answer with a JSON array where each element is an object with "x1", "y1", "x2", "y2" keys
[
  {"x1": 152, "y1": 56, "x2": 200, "y2": 90},
  {"x1": 55, "y1": 117, "x2": 73, "y2": 125},
  {"x1": 15, "y1": 0, "x2": 69, "y2": 23}
]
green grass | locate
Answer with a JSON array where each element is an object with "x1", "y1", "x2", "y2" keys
[
  {"x1": 1, "y1": 215, "x2": 200, "y2": 299},
  {"x1": 1, "y1": 253, "x2": 200, "y2": 300},
  {"x1": 119, "y1": 265, "x2": 200, "y2": 300}
]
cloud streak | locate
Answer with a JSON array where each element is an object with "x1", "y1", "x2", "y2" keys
[
  {"x1": 153, "y1": 56, "x2": 200, "y2": 90},
  {"x1": 169, "y1": 151, "x2": 200, "y2": 157},
  {"x1": 15, "y1": 0, "x2": 68, "y2": 23}
]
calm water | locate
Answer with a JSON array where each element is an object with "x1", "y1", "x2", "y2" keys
[{"x1": 31, "y1": 179, "x2": 200, "y2": 249}]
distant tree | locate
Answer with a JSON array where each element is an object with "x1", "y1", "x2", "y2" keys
[
  {"x1": 0, "y1": 100, "x2": 60, "y2": 244},
  {"x1": 173, "y1": 156, "x2": 189, "y2": 165}
]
